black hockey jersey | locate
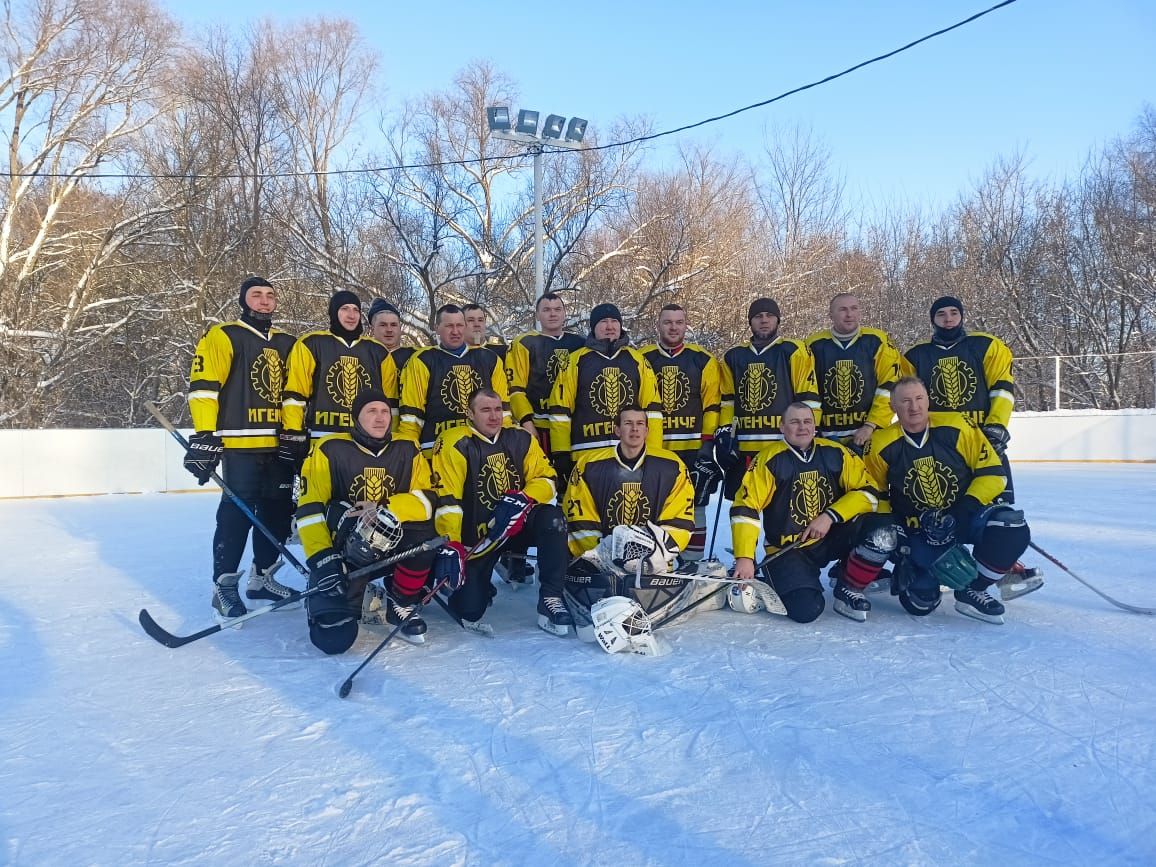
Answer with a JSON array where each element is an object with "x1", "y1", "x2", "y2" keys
[
  {"x1": 806, "y1": 327, "x2": 902, "y2": 437},
  {"x1": 390, "y1": 345, "x2": 417, "y2": 373},
  {"x1": 640, "y1": 342, "x2": 723, "y2": 459},
  {"x1": 398, "y1": 345, "x2": 510, "y2": 453},
  {"x1": 507, "y1": 330, "x2": 587, "y2": 428},
  {"x1": 720, "y1": 339, "x2": 821, "y2": 454},
  {"x1": 903, "y1": 332, "x2": 1014, "y2": 426},
  {"x1": 282, "y1": 330, "x2": 397, "y2": 437}
]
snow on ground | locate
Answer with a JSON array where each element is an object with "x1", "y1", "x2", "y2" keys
[{"x1": 2, "y1": 465, "x2": 1155, "y2": 866}]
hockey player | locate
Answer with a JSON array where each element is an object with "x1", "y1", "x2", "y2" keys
[
  {"x1": 506, "y1": 291, "x2": 586, "y2": 445},
  {"x1": 547, "y1": 303, "x2": 663, "y2": 481},
  {"x1": 718, "y1": 298, "x2": 821, "y2": 500},
  {"x1": 368, "y1": 299, "x2": 416, "y2": 372},
  {"x1": 730, "y1": 402, "x2": 881, "y2": 623},
  {"x1": 398, "y1": 303, "x2": 510, "y2": 455},
  {"x1": 296, "y1": 389, "x2": 446, "y2": 654},
  {"x1": 806, "y1": 293, "x2": 903, "y2": 453},
  {"x1": 185, "y1": 275, "x2": 298, "y2": 621},
  {"x1": 432, "y1": 388, "x2": 573, "y2": 635},
  {"x1": 863, "y1": 377, "x2": 1031, "y2": 624},
  {"x1": 640, "y1": 303, "x2": 723, "y2": 560},
  {"x1": 279, "y1": 289, "x2": 398, "y2": 463},
  {"x1": 563, "y1": 406, "x2": 719, "y2": 653},
  {"x1": 463, "y1": 303, "x2": 508, "y2": 361}
]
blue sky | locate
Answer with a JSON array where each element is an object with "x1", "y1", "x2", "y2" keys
[{"x1": 165, "y1": 0, "x2": 1156, "y2": 211}]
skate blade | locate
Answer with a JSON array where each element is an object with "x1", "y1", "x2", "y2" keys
[
  {"x1": 833, "y1": 600, "x2": 868, "y2": 622},
  {"x1": 213, "y1": 611, "x2": 245, "y2": 630},
  {"x1": 461, "y1": 619, "x2": 495, "y2": 637},
  {"x1": 537, "y1": 615, "x2": 573, "y2": 637},
  {"x1": 998, "y1": 576, "x2": 1044, "y2": 601},
  {"x1": 246, "y1": 591, "x2": 303, "y2": 610},
  {"x1": 953, "y1": 600, "x2": 1005, "y2": 625}
]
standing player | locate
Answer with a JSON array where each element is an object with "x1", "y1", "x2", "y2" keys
[
  {"x1": 718, "y1": 298, "x2": 821, "y2": 499},
  {"x1": 432, "y1": 388, "x2": 572, "y2": 635},
  {"x1": 807, "y1": 292, "x2": 903, "y2": 453},
  {"x1": 368, "y1": 299, "x2": 416, "y2": 372},
  {"x1": 547, "y1": 303, "x2": 663, "y2": 480},
  {"x1": 185, "y1": 276, "x2": 298, "y2": 621},
  {"x1": 296, "y1": 389, "x2": 441, "y2": 654},
  {"x1": 279, "y1": 289, "x2": 397, "y2": 462},
  {"x1": 640, "y1": 303, "x2": 723, "y2": 560},
  {"x1": 398, "y1": 303, "x2": 510, "y2": 455}
]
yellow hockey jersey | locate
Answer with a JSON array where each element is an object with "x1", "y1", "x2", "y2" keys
[
  {"x1": 902, "y1": 332, "x2": 1015, "y2": 426},
  {"x1": 720, "y1": 339, "x2": 821, "y2": 454},
  {"x1": 640, "y1": 342, "x2": 722, "y2": 458},
  {"x1": 506, "y1": 330, "x2": 586, "y2": 429},
  {"x1": 398, "y1": 345, "x2": 511, "y2": 453},
  {"x1": 806, "y1": 327, "x2": 903, "y2": 437}
]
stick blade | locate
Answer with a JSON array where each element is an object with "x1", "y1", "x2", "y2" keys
[
  {"x1": 337, "y1": 679, "x2": 353, "y2": 699},
  {"x1": 138, "y1": 608, "x2": 217, "y2": 648}
]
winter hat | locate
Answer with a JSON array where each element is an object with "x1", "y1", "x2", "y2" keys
[
  {"x1": 351, "y1": 388, "x2": 389, "y2": 422},
  {"x1": 589, "y1": 302, "x2": 623, "y2": 333},
  {"x1": 238, "y1": 276, "x2": 273, "y2": 311},
  {"x1": 367, "y1": 298, "x2": 400, "y2": 323},
  {"x1": 328, "y1": 289, "x2": 362, "y2": 320},
  {"x1": 747, "y1": 298, "x2": 781, "y2": 322},
  {"x1": 929, "y1": 296, "x2": 964, "y2": 322}
]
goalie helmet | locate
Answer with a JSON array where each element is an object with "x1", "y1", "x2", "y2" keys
[
  {"x1": 590, "y1": 596, "x2": 671, "y2": 657},
  {"x1": 727, "y1": 582, "x2": 764, "y2": 614},
  {"x1": 340, "y1": 504, "x2": 403, "y2": 568}
]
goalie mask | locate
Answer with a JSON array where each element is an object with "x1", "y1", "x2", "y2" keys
[
  {"x1": 338, "y1": 504, "x2": 403, "y2": 568},
  {"x1": 590, "y1": 596, "x2": 671, "y2": 657}
]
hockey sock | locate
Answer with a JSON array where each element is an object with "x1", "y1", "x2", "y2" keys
[
  {"x1": 392, "y1": 564, "x2": 429, "y2": 600},
  {"x1": 841, "y1": 552, "x2": 883, "y2": 591}
]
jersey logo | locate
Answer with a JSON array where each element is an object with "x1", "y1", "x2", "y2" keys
[
  {"x1": 350, "y1": 466, "x2": 396, "y2": 503},
  {"x1": 547, "y1": 349, "x2": 571, "y2": 386},
  {"x1": 658, "y1": 365, "x2": 691, "y2": 413},
  {"x1": 478, "y1": 452, "x2": 524, "y2": 510},
  {"x1": 440, "y1": 364, "x2": 484, "y2": 414},
  {"x1": 325, "y1": 356, "x2": 371, "y2": 410},
  {"x1": 903, "y1": 456, "x2": 960, "y2": 510},
  {"x1": 738, "y1": 362, "x2": 776, "y2": 412},
  {"x1": 607, "y1": 482, "x2": 651, "y2": 526},
  {"x1": 250, "y1": 348, "x2": 284, "y2": 404},
  {"x1": 789, "y1": 470, "x2": 834, "y2": 527},
  {"x1": 824, "y1": 359, "x2": 864, "y2": 411},
  {"x1": 930, "y1": 357, "x2": 977, "y2": 409},
  {"x1": 589, "y1": 368, "x2": 636, "y2": 417}
]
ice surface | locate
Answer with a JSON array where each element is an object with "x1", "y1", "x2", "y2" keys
[{"x1": 1, "y1": 466, "x2": 1154, "y2": 865}]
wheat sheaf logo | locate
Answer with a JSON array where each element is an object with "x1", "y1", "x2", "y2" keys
[
  {"x1": 589, "y1": 368, "x2": 636, "y2": 417},
  {"x1": 325, "y1": 356, "x2": 371, "y2": 410},
  {"x1": 440, "y1": 364, "x2": 484, "y2": 414},
  {"x1": 547, "y1": 348, "x2": 571, "y2": 386},
  {"x1": 789, "y1": 470, "x2": 835, "y2": 527},
  {"x1": 930, "y1": 357, "x2": 978, "y2": 409},
  {"x1": 658, "y1": 366, "x2": 691, "y2": 413},
  {"x1": 824, "y1": 360, "x2": 865, "y2": 411},
  {"x1": 350, "y1": 466, "x2": 396, "y2": 504},
  {"x1": 903, "y1": 456, "x2": 960, "y2": 510},
  {"x1": 478, "y1": 452, "x2": 524, "y2": 510},
  {"x1": 607, "y1": 482, "x2": 651, "y2": 526},
  {"x1": 738, "y1": 362, "x2": 777, "y2": 412},
  {"x1": 250, "y1": 348, "x2": 284, "y2": 403}
]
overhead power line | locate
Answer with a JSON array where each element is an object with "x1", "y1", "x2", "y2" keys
[{"x1": 3, "y1": 0, "x2": 1018, "y2": 180}]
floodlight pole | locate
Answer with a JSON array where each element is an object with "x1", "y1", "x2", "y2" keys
[{"x1": 533, "y1": 142, "x2": 544, "y2": 298}]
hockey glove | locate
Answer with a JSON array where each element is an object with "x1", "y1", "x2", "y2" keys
[
  {"x1": 713, "y1": 426, "x2": 740, "y2": 472},
  {"x1": 981, "y1": 423, "x2": 1010, "y2": 456},
  {"x1": 432, "y1": 542, "x2": 468, "y2": 591},
  {"x1": 917, "y1": 509, "x2": 957, "y2": 548},
  {"x1": 552, "y1": 452, "x2": 573, "y2": 484},
  {"x1": 307, "y1": 548, "x2": 347, "y2": 595},
  {"x1": 473, "y1": 491, "x2": 534, "y2": 559},
  {"x1": 277, "y1": 429, "x2": 310, "y2": 465},
  {"x1": 690, "y1": 448, "x2": 723, "y2": 506},
  {"x1": 183, "y1": 431, "x2": 223, "y2": 485}
]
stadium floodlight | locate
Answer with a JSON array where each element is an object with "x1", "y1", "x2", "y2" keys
[
  {"x1": 486, "y1": 106, "x2": 511, "y2": 133},
  {"x1": 515, "y1": 109, "x2": 540, "y2": 136},
  {"x1": 542, "y1": 114, "x2": 566, "y2": 140},
  {"x1": 564, "y1": 117, "x2": 588, "y2": 144}
]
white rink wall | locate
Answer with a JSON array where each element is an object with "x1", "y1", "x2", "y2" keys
[{"x1": 1, "y1": 409, "x2": 1153, "y2": 498}]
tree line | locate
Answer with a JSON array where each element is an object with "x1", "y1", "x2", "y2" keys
[{"x1": 1, "y1": 0, "x2": 1152, "y2": 427}]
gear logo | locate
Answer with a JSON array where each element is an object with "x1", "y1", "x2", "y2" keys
[
  {"x1": 738, "y1": 362, "x2": 776, "y2": 412},
  {"x1": 930, "y1": 356, "x2": 977, "y2": 409},
  {"x1": 789, "y1": 470, "x2": 834, "y2": 527},
  {"x1": 440, "y1": 364, "x2": 483, "y2": 414},
  {"x1": 658, "y1": 365, "x2": 691, "y2": 413},
  {"x1": 608, "y1": 482, "x2": 651, "y2": 526},
  {"x1": 825, "y1": 359, "x2": 864, "y2": 411},
  {"x1": 903, "y1": 456, "x2": 959, "y2": 510},
  {"x1": 589, "y1": 368, "x2": 636, "y2": 417},
  {"x1": 547, "y1": 348, "x2": 571, "y2": 386},
  {"x1": 325, "y1": 356, "x2": 371, "y2": 410},
  {"x1": 250, "y1": 348, "x2": 284, "y2": 404},
  {"x1": 478, "y1": 452, "x2": 523, "y2": 510},
  {"x1": 351, "y1": 466, "x2": 396, "y2": 503}
]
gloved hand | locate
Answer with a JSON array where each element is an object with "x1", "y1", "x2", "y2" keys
[
  {"x1": 433, "y1": 542, "x2": 469, "y2": 591},
  {"x1": 981, "y1": 424, "x2": 1010, "y2": 457},
  {"x1": 307, "y1": 548, "x2": 347, "y2": 594},
  {"x1": 277, "y1": 429, "x2": 309, "y2": 464},
  {"x1": 918, "y1": 510, "x2": 957, "y2": 547},
  {"x1": 713, "y1": 426, "x2": 739, "y2": 472},
  {"x1": 183, "y1": 431, "x2": 223, "y2": 485},
  {"x1": 690, "y1": 446, "x2": 723, "y2": 506}
]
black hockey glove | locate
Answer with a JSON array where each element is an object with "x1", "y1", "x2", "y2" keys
[
  {"x1": 689, "y1": 448, "x2": 723, "y2": 507},
  {"x1": 183, "y1": 431, "x2": 223, "y2": 485},
  {"x1": 277, "y1": 429, "x2": 310, "y2": 465},
  {"x1": 307, "y1": 548, "x2": 347, "y2": 595},
  {"x1": 981, "y1": 424, "x2": 1010, "y2": 457},
  {"x1": 713, "y1": 426, "x2": 740, "y2": 472},
  {"x1": 917, "y1": 510, "x2": 957, "y2": 548}
]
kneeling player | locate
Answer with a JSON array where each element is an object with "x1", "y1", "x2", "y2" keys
[
  {"x1": 863, "y1": 377, "x2": 1031, "y2": 624},
  {"x1": 296, "y1": 389, "x2": 442, "y2": 654},
  {"x1": 730, "y1": 402, "x2": 881, "y2": 623},
  {"x1": 562, "y1": 407, "x2": 725, "y2": 655}
]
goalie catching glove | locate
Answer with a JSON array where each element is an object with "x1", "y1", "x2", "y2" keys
[
  {"x1": 612, "y1": 522, "x2": 681, "y2": 575},
  {"x1": 470, "y1": 491, "x2": 534, "y2": 559}
]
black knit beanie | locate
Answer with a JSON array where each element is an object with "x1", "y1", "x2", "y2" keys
[
  {"x1": 747, "y1": 298, "x2": 781, "y2": 322},
  {"x1": 238, "y1": 276, "x2": 273, "y2": 311},
  {"x1": 367, "y1": 299, "x2": 400, "y2": 324},
  {"x1": 328, "y1": 289, "x2": 363, "y2": 339},
  {"x1": 589, "y1": 302, "x2": 623, "y2": 333},
  {"x1": 929, "y1": 296, "x2": 964, "y2": 323}
]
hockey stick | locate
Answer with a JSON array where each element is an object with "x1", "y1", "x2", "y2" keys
[
  {"x1": 651, "y1": 540, "x2": 803, "y2": 630},
  {"x1": 424, "y1": 538, "x2": 501, "y2": 632},
  {"x1": 1028, "y1": 541, "x2": 1154, "y2": 616},
  {"x1": 138, "y1": 536, "x2": 449, "y2": 648},
  {"x1": 144, "y1": 401, "x2": 309, "y2": 578},
  {"x1": 704, "y1": 493, "x2": 726, "y2": 561},
  {"x1": 338, "y1": 576, "x2": 453, "y2": 699}
]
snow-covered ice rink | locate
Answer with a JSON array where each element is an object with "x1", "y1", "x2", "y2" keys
[{"x1": 2, "y1": 465, "x2": 1155, "y2": 866}]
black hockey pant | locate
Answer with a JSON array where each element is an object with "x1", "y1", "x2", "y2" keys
[
  {"x1": 212, "y1": 451, "x2": 294, "y2": 579},
  {"x1": 764, "y1": 521, "x2": 860, "y2": 623}
]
